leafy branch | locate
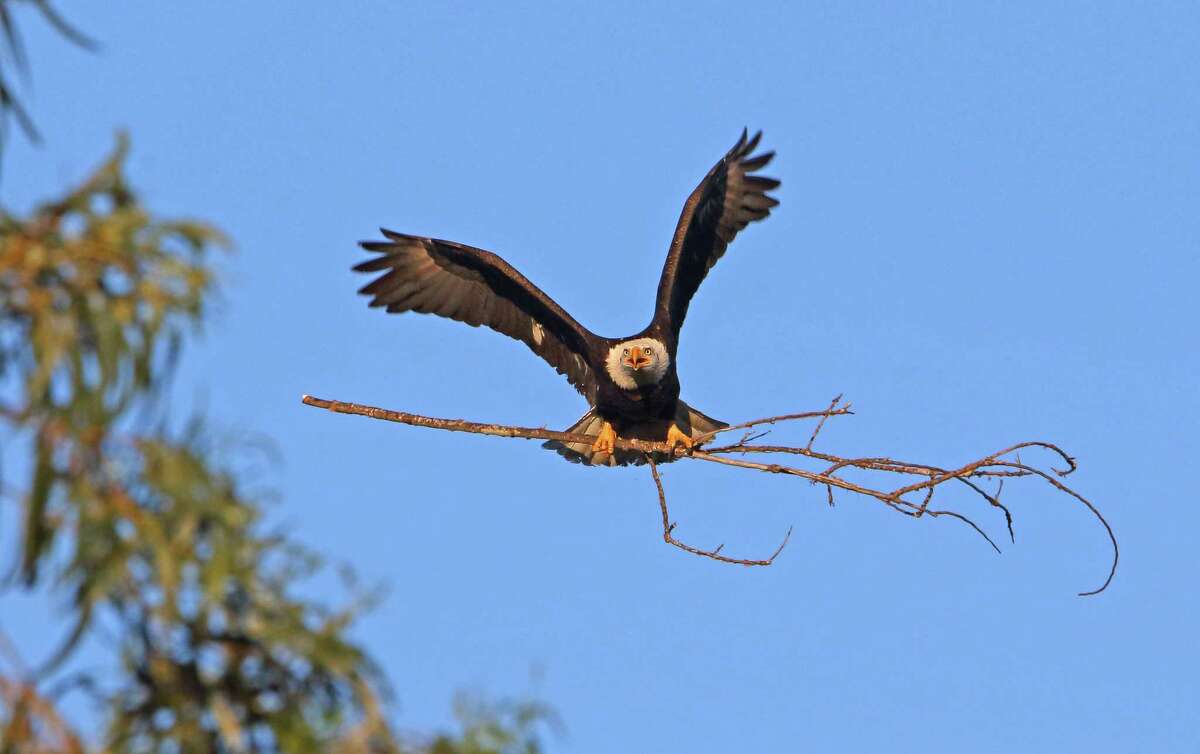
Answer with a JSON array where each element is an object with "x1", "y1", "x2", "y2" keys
[{"x1": 1, "y1": 137, "x2": 401, "y2": 752}]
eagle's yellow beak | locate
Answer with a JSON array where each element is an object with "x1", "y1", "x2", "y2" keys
[{"x1": 624, "y1": 346, "x2": 651, "y2": 371}]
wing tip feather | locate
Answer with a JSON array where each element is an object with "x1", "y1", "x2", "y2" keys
[
  {"x1": 741, "y1": 151, "x2": 775, "y2": 172},
  {"x1": 744, "y1": 129, "x2": 763, "y2": 154}
]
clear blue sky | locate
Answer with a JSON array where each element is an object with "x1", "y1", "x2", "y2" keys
[{"x1": 3, "y1": 2, "x2": 1198, "y2": 751}]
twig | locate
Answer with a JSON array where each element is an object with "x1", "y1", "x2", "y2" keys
[
  {"x1": 806, "y1": 394, "x2": 844, "y2": 450},
  {"x1": 301, "y1": 393, "x2": 1117, "y2": 595},
  {"x1": 647, "y1": 457, "x2": 791, "y2": 566},
  {"x1": 692, "y1": 403, "x2": 854, "y2": 445},
  {"x1": 0, "y1": 675, "x2": 86, "y2": 754},
  {"x1": 301, "y1": 395, "x2": 668, "y2": 453},
  {"x1": 927, "y1": 511, "x2": 1002, "y2": 554}
]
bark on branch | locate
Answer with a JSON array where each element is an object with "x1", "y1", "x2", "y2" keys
[{"x1": 301, "y1": 394, "x2": 1117, "y2": 596}]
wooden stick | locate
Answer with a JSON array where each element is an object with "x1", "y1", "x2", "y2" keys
[{"x1": 301, "y1": 393, "x2": 1117, "y2": 595}]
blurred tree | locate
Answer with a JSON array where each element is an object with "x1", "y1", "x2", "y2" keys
[{"x1": 0, "y1": 5, "x2": 552, "y2": 753}]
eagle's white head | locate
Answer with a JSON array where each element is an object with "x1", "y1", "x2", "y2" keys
[{"x1": 605, "y1": 337, "x2": 670, "y2": 390}]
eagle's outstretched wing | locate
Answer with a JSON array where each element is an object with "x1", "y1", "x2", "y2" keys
[
  {"x1": 653, "y1": 129, "x2": 780, "y2": 338},
  {"x1": 355, "y1": 231, "x2": 601, "y2": 399}
]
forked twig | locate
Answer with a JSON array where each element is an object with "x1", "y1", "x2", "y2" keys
[
  {"x1": 301, "y1": 393, "x2": 1118, "y2": 595},
  {"x1": 647, "y1": 456, "x2": 791, "y2": 566},
  {"x1": 806, "y1": 393, "x2": 846, "y2": 450}
]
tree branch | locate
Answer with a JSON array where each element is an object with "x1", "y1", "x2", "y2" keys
[
  {"x1": 301, "y1": 393, "x2": 1118, "y2": 595},
  {"x1": 301, "y1": 394, "x2": 666, "y2": 452},
  {"x1": 647, "y1": 456, "x2": 792, "y2": 566}
]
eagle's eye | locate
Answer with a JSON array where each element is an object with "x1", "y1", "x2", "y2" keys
[
  {"x1": 644, "y1": 347, "x2": 654, "y2": 357},
  {"x1": 622, "y1": 348, "x2": 629, "y2": 356}
]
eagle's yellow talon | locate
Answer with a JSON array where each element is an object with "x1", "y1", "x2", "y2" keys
[
  {"x1": 666, "y1": 423, "x2": 694, "y2": 453},
  {"x1": 592, "y1": 421, "x2": 617, "y2": 455}
]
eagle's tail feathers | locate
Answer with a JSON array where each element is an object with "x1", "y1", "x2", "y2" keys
[{"x1": 541, "y1": 402, "x2": 727, "y2": 468}]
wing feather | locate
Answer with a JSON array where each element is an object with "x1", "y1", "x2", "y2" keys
[
  {"x1": 653, "y1": 129, "x2": 780, "y2": 336},
  {"x1": 355, "y1": 232, "x2": 600, "y2": 398}
]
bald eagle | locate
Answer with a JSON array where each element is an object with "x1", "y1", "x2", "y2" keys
[{"x1": 355, "y1": 129, "x2": 779, "y2": 466}]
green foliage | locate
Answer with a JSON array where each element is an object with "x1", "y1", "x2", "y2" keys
[
  {"x1": 0, "y1": 137, "x2": 398, "y2": 753},
  {"x1": 99, "y1": 435, "x2": 399, "y2": 753},
  {"x1": 0, "y1": 133, "x2": 226, "y2": 586},
  {"x1": 425, "y1": 695, "x2": 559, "y2": 754},
  {"x1": 0, "y1": 128, "x2": 553, "y2": 754},
  {"x1": 0, "y1": 8, "x2": 556, "y2": 749}
]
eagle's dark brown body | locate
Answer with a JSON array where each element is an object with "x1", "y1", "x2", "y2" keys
[
  {"x1": 355, "y1": 130, "x2": 779, "y2": 465},
  {"x1": 594, "y1": 364, "x2": 680, "y2": 425}
]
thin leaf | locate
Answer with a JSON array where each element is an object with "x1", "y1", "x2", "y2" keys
[{"x1": 31, "y1": 0, "x2": 98, "y2": 50}]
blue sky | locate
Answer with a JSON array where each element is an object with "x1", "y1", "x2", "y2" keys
[{"x1": 3, "y1": 1, "x2": 1198, "y2": 751}]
